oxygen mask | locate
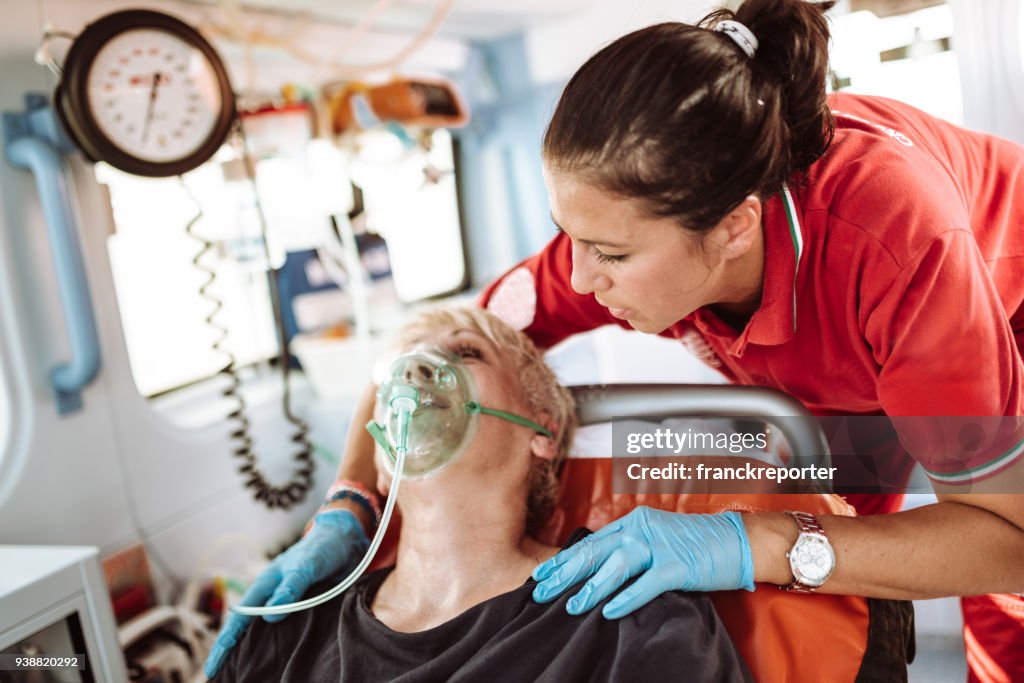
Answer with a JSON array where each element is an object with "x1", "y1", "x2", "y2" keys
[{"x1": 366, "y1": 344, "x2": 553, "y2": 480}]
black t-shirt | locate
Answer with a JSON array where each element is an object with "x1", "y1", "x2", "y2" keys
[{"x1": 214, "y1": 529, "x2": 752, "y2": 682}]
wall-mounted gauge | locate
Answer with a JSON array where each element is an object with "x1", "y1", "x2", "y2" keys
[{"x1": 55, "y1": 9, "x2": 235, "y2": 177}]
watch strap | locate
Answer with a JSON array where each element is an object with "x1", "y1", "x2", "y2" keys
[{"x1": 788, "y1": 510, "x2": 826, "y2": 536}]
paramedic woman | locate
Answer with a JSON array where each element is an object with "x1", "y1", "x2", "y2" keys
[{"x1": 207, "y1": 0, "x2": 1024, "y2": 680}]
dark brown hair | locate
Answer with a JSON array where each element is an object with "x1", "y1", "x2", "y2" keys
[{"x1": 543, "y1": 0, "x2": 836, "y2": 231}]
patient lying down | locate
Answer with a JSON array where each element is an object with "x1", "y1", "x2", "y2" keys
[{"x1": 212, "y1": 307, "x2": 751, "y2": 682}]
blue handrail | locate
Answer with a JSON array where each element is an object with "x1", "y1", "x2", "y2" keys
[{"x1": 3, "y1": 94, "x2": 100, "y2": 414}]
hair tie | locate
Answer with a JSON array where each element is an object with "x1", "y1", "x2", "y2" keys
[{"x1": 714, "y1": 19, "x2": 759, "y2": 59}]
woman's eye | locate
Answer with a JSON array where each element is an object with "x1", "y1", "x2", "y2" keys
[
  {"x1": 453, "y1": 343, "x2": 483, "y2": 360},
  {"x1": 593, "y1": 248, "x2": 627, "y2": 264},
  {"x1": 556, "y1": 224, "x2": 626, "y2": 263}
]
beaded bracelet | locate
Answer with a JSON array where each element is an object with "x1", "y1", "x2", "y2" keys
[
  {"x1": 322, "y1": 481, "x2": 383, "y2": 529},
  {"x1": 330, "y1": 480, "x2": 383, "y2": 515}
]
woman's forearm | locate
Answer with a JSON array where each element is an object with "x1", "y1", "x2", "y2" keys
[
  {"x1": 315, "y1": 381, "x2": 380, "y2": 534},
  {"x1": 744, "y1": 500, "x2": 1024, "y2": 599},
  {"x1": 334, "y1": 381, "x2": 380, "y2": 485}
]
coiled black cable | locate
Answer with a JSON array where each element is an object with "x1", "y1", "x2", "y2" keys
[{"x1": 179, "y1": 126, "x2": 315, "y2": 510}]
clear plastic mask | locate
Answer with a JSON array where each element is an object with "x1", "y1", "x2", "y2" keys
[
  {"x1": 366, "y1": 344, "x2": 554, "y2": 480},
  {"x1": 369, "y1": 345, "x2": 480, "y2": 479}
]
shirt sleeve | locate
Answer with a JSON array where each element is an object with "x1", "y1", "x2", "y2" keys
[
  {"x1": 477, "y1": 232, "x2": 618, "y2": 349},
  {"x1": 863, "y1": 228, "x2": 1024, "y2": 484},
  {"x1": 210, "y1": 617, "x2": 287, "y2": 683},
  {"x1": 617, "y1": 593, "x2": 753, "y2": 682}
]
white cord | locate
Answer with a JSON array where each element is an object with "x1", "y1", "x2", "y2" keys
[
  {"x1": 201, "y1": 0, "x2": 455, "y2": 79},
  {"x1": 334, "y1": 212, "x2": 371, "y2": 341},
  {"x1": 328, "y1": 0, "x2": 399, "y2": 64},
  {"x1": 231, "y1": 445, "x2": 406, "y2": 616},
  {"x1": 232, "y1": 402, "x2": 414, "y2": 617}
]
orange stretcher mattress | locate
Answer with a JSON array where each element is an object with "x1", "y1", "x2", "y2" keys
[{"x1": 535, "y1": 458, "x2": 870, "y2": 683}]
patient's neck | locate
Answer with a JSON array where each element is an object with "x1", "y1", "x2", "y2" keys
[{"x1": 370, "y1": 478, "x2": 557, "y2": 632}]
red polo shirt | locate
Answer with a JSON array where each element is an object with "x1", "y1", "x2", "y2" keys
[{"x1": 480, "y1": 93, "x2": 1024, "y2": 487}]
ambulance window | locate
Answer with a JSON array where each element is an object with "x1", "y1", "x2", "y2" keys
[
  {"x1": 101, "y1": 125, "x2": 465, "y2": 398},
  {"x1": 829, "y1": 2, "x2": 963, "y2": 124},
  {"x1": 351, "y1": 128, "x2": 466, "y2": 302},
  {"x1": 101, "y1": 155, "x2": 280, "y2": 398}
]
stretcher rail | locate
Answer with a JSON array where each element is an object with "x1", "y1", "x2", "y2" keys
[{"x1": 569, "y1": 383, "x2": 831, "y2": 471}]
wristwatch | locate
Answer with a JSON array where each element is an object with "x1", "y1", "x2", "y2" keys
[{"x1": 782, "y1": 511, "x2": 835, "y2": 593}]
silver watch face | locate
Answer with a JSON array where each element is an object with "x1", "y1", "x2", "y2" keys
[{"x1": 790, "y1": 534, "x2": 835, "y2": 586}]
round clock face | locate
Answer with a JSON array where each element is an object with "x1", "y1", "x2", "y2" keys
[
  {"x1": 56, "y1": 10, "x2": 235, "y2": 177},
  {"x1": 87, "y1": 29, "x2": 223, "y2": 163}
]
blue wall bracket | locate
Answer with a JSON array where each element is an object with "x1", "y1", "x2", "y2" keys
[{"x1": 3, "y1": 93, "x2": 101, "y2": 415}]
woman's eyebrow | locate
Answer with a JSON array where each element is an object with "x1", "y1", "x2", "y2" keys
[{"x1": 550, "y1": 212, "x2": 629, "y2": 249}]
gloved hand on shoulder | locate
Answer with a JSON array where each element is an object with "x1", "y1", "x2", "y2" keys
[
  {"x1": 204, "y1": 508, "x2": 369, "y2": 678},
  {"x1": 532, "y1": 507, "x2": 754, "y2": 619}
]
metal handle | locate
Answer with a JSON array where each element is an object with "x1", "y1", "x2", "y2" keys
[
  {"x1": 4, "y1": 94, "x2": 100, "y2": 414},
  {"x1": 570, "y1": 383, "x2": 831, "y2": 470}
]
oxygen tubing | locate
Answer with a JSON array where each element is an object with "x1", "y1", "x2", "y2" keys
[{"x1": 231, "y1": 401, "x2": 414, "y2": 617}]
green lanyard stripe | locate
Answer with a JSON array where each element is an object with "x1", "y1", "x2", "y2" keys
[{"x1": 780, "y1": 183, "x2": 803, "y2": 330}]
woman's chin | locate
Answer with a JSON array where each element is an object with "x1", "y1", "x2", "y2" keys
[{"x1": 625, "y1": 316, "x2": 667, "y2": 334}]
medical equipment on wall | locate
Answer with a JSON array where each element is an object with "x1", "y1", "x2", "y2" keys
[
  {"x1": 233, "y1": 346, "x2": 552, "y2": 617},
  {"x1": 328, "y1": 77, "x2": 469, "y2": 135},
  {"x1": 47, "y1": 9, "x2": 236, "y2": 177},
  {"x1": 182, "y1": 163, "x2": 316, "y2": 511},
  {"x1": 199, "y1": 0, "x2": 455, "y2": 86},
  {"x1": 33, "y1": 8, "x2": 317, "y2": 510}
]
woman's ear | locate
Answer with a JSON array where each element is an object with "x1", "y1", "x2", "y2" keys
[
  {"x1": 530, "y1": 415, "x2": 559, "y2": 461},
  {"x1": 715, "y1": 195, "x2": 762, "y2": 261}
]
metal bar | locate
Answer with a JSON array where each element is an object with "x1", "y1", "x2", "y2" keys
[{"x1": 570, "y1": 383, "x2": 831, "y2": 470}]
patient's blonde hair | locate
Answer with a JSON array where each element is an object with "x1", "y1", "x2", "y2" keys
[{"x1": 395, "y1": 306, "x2": 576, "y2": 535}]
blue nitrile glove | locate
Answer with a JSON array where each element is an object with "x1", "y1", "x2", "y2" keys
[
  {"x1": 532, "y1": 507, "x2": 754, "y2": 619},
  {"x1": 204, "y1": 509, "x2": 369, "y2": 679}
]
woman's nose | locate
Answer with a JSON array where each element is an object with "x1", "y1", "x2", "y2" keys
[{"x1": 569, "y1": 242, "x2": 611, "y2": 295}]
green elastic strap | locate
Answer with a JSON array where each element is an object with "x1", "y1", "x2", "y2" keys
[{"x1": 465, "y1": 402, "x2": 554, "y2": 437}]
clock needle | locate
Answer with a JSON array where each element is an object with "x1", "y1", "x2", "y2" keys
[{"x1": 141, "y1": 71, "x2": 162, "y2": 145}]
